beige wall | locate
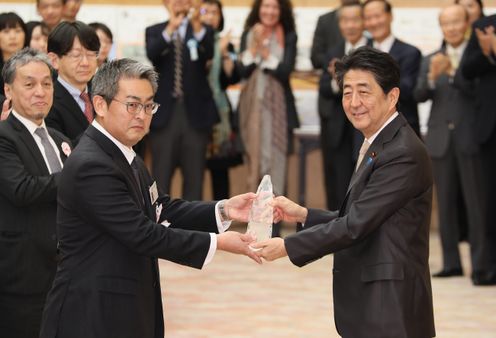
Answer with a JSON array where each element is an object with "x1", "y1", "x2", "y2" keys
[{"x1": 6, "y1": 0, "x2": 496, "y2": 7}]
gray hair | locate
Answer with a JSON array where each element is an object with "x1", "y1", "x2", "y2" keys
[
  {"x1": 2, "y1": 47, "x2": 54, "y2": 85},
  {"x1": 91, "y1": 58, "x2": 158, "y2": 104}
]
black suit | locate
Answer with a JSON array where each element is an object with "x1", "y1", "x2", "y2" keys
[
  {"x1": 462, "y1": 14, "x2": 496, "y2": 271},
  {"x1": 0, "y1": 114, "x2": 69, "y2": 338},
  {"x1": 415, "y1": 46, "x2": 488, "y2": 274},
  {"x1": 318, "y1": 41, "x2": 355, "y2": 210},
  {"x1": 310, "y1": 9, "x2": 343, "y2": 70},
  {"x1": 369, "y1": 39, "x2": 422, "y2": 136},
  {"x1": 285, "y1": 114, "x2": 435, "y2": 338},
  {"x1": 146, "y1": 21, "x2": 218, "y2": 200},
  {"x1": 40, "y1": 125, "x2": 219, "y2": 338},
  {"x1": 45, "y1": 80, "x2": 92, "y2": 144}
]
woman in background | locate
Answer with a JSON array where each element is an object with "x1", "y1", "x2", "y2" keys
[
  {"x1": 200, "y1": 0, "x2": 242, "y2": 200},
  {"x1": 237, "y1": 0, "x2": 298, "y2": 197},
  {"x1": 456, "y1": 0, "x2": 485, "y2": 25},
  {"x1": 25, "y1": 21, "x2": 49, "y2": 53},
  {"x1": 89, "y1": 22, "x2": 113, "y2": 67},
  {"x1": 0, "y1": 12, "x2": 27, "y2": 96}
]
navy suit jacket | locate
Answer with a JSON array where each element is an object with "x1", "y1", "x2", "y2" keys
[
  {"x1": 145, "y1": 21, "x2": 219, "y2": 131},
  {"x1": 40, "y1": 125, "x2": 219, "y2": 338},
  {"x1": 461, "y1": 14, "x2": 496, "y2": 144},
  {"x1": 285, "y1": 114, "x2": 435, "y2": 338}
]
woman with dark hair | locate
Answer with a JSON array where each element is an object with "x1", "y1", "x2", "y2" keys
[
  {"x1": 88, "y1": 22, "x2": 113, "y2": 67},
  {"x1": 455, "y1": 0, "x2": 485, "y2": 25},
  {"x1": 237, "y1": 0, "x2": 299, "y2": 197},
  {"x1": 0, "y1": 12, "x2": 27, "y2": 95},
  {"x1": 25, "y1": 21, "x2": 49, "y2": 53},
  {"x1": 200, "y1": 0, "x2": 242, "y2": 200}
]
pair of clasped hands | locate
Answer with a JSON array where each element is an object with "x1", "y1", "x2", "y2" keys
[{"x1": 218, "y1": 193, "x2": 307, "y2": 265}]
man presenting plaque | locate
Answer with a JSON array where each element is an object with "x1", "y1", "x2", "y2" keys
[{"x1": 254, "y1": 47, "x2": 436, "y2": 338}]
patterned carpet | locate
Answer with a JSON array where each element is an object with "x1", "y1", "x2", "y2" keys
[{"x1": 160, "y1": 228, "x2": 496, "y2": 338}]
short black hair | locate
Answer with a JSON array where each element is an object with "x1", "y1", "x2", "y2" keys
[
  {"x1": 363, "y1": 0, "x2": 392, "y2": 13},
  {"x1": 335, "y1": 46, "x2": 400, "y2": 96},
  {"x1": 88, "y1": 22, "x2": 113, "y2": 42},
  {"x1": 48, "y1": 20, "x2": 100, "y2": 56},
  {"x1": 0, "y1": 12, "x2": 27, "y2": 38},
  {"x1": 201, "y1": 0, "x2": 225, "y2": 32}
]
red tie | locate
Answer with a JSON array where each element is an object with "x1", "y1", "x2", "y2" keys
[{"x1": 80, "y1": 91, "x2": 94, "y2": 123}]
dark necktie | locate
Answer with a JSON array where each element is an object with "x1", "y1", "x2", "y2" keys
[
  {"x1": 35, "y1": 127, "x2": 62, "y2": 173},
  {"x1": 173, "y1": 33, "x2": 184, "y2": 98},
  {"x1": 130, "y1": 157, "x2": 144, "y2": 200},
  {"x1": 80, "y1": 91, "x2": 94, "y2": 123}
]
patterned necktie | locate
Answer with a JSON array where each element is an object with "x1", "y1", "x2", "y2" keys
[
  {"x1": 173, "y1": 33, "x2": 184, "y2": 98},
  {"x1": 35, "y1": 127, "x2": 62, "y2": 173},
  {"x1": 79, "y1": 91, "x2": 94, "y2": 123},
  {"x1": 355, "y1": 140, "x2": 370, "y2": 172}
]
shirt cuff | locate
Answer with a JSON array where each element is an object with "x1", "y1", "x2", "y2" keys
[
  {"x1": 193, "y1": 27, "x2": 206, "y2": 42},
  {"x1": 241, "y1": 50, "x2": 259, "y2": 66},
  {"x1": 215, "y1": 200, "x2": 232, "y2": 233},
  {"x1": 202, "y1": 233, "x2": 217, "y2": 267},
  {"x1": 162, "y1": 29, "x2": 172, "y2": 43},
  {"x1": 260, "y1": 54, "x2": 279, "y2": 70},
  {"x1": 331, "y1": 78, "x2": 340, "y2": 94}
]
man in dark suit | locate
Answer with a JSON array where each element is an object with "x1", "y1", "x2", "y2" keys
[
  {"x1": 255, "y1": 47, "x2": 435, "y2": 338},
  {"x1": 0, "y1": 48, "x2": 71, "y2": 338},
  {"x1": 46, "y1": 21, "x2": 100, "y2": 143},
  {"x1": 39, "y1": 59, "x2": 260, "y2": 338},
  {"x1": 146, "y1": 0, "x2": 218, "y2": 200},
  {"x1": 363, "y1": 0, "x2": 422, "y2": 136},
  {"x1": 462, "y1": 13, "x2": 496, "y2": 284},
  {"x1": 414, "y1": 4, "x2": 490, "y2": 285},
  {"x1": 318, "y1": 0, "x2": 366, "y2": 210}
]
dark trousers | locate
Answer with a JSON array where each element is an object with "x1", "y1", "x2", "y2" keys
[
  {"x1": 432, "y1": 136, "x2": 488, "y2": 272},
  {"x1": 320, "y1": 118, "x2": 354, "y2": 211},
  {"x1": 209, "y1": 168, "x2": 229, "y2": 200},
  {"x1": 149, "y1": 100, "x2": 209, "y2": 201},
  {"x1": 480, "y1": 131, "x2": 496, "y2": 271}
]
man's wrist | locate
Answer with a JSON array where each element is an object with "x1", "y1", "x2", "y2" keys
[{"x1": 219, "y1": 200, "x2": 230, "y2": 222}]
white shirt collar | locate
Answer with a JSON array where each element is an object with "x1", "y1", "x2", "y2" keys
[
  {"x1": 11, "y1": 110, "x2": 48, "y2": 135},
  {"x1": 373, "y1": 34, "x2": 395, "y2": 53},
  {"x1": 57, "y1": 75, "x2": 87, "y2": 99},
  {"x1": 366, "y1": 111, "x2": 399, "y2": 145},
  {"x1": 446, "y1": 40, "x2": 467, "y2": 57},
  {"x1": 345, "y1": 36, "x2": 368, "y2": 55},
  {"x1": 92, "y1": 120, "x2": 136, "y2": 165}
]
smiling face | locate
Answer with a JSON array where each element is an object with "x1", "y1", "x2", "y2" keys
[
  {"x1": 4, "y1": 61, "x2": 53, "y2": 125},
  {"x1": 439, "y1": 5, "x2": 469, "y2": 48},
  {"x1": 339, "y1": 5, "x2": 364, "y2": 45},
  {"x1": 95, "y1": 78, "x2": 154, "y2": 147},
  {"x1": 363, "y1": 1, "x2": 392, "y2": 43},
  {"x1": 49, "y1": 37, "x2": 98, "y2": 91},
  {"x1": 342, "y1": 69, "x2": 399, "y2": 139},
  {"x1": 259, "y1": 0, "x2": 281, "y2": 28}
]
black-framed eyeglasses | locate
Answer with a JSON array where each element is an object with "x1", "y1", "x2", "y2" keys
[{"x1": 112, "y1": 98, "x2": 160, "y2": 116}]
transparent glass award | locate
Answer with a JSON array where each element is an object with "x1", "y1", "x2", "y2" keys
[{"x1": 247, "y1": 175, "x2": 273, "y2": 247}]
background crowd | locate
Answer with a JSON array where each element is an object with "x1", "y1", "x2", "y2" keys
[{"x1": 0, "y1": 0, "x2": 496, "y2": 337}]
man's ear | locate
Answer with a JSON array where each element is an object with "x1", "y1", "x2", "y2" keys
[
  {"x1": 388, "y1": 87, "x2": 400, "y2": 111},
  {"x1": 47, "y1": 52, "x2": 60, "y2": 70},
  {"x1": 92, "y1": 95, "x2": 108, "y2": 119}
]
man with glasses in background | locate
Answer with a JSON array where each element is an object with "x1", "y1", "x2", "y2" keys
[
  {"x1": 46, "y1": 21, "x2": 99, "y2": 144},
  {"x1": 39, "y1": 58, "x2": 260, "y2": 338}
]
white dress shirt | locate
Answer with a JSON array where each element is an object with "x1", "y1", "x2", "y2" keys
[
  {"x1": 12, "y1": 111, "x2": 63, "y2": 174},
  {"x1": 373, "y1": 34, "x2": 395, "y2": 53}
]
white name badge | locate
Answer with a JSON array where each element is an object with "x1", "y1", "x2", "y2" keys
[
  {"x1": 187, "y1": 39, "x2": 199, "y2": 61},
  {"x1": 149, "y1": 181, "x2": 159, "y2": 205}
]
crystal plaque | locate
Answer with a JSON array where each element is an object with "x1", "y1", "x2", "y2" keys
[{"x1": 247, "y1": 175, "x2": 273, "y2": 245}]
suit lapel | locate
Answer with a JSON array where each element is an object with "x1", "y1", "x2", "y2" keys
[
  {"x1": 55, "y1": 81, "x2": 89, "y2": 129},
  {"x1": 47, "y1": 128, "x2": 69, "y2": 163},
  {"x1": 85, "y1": 126, "x2": 145, "y2": 209},
  {"x1": 8, "y1": 114, "x2": 49, "y2": 174},
  {"x1": 339, "y1": 114, "x2": 407, "y2": 214}
]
